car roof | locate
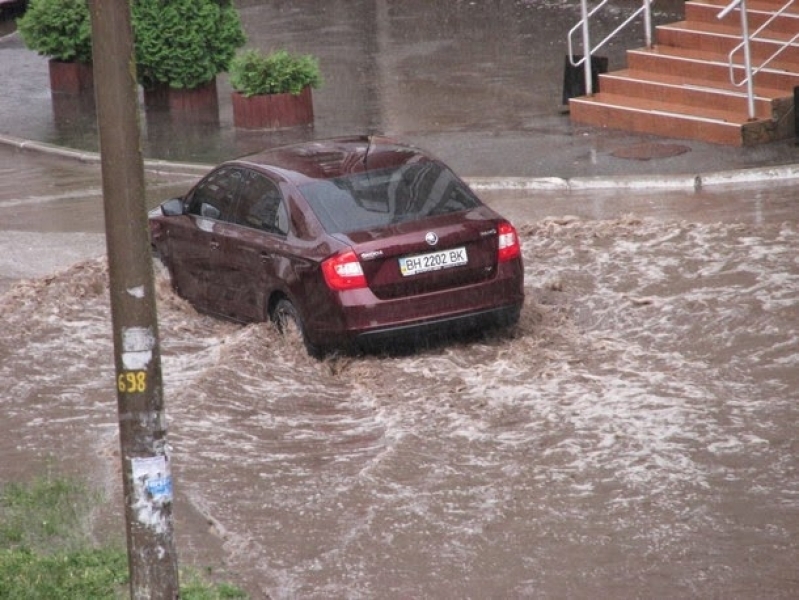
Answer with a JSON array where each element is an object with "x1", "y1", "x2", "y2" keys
[{"x1": 234, "y1": 135, "x2": 432, "y2": 181}]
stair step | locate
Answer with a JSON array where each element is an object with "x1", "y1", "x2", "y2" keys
[
  {"x1": 567, "y1": 1, "x2": 799, "y2": 146},
  {"x1": 598, "y1": 69, "x2": 780, "y2": 118},
  {"x1": 627, "y1": 46, "x2": 799, "y2": 90},
  {"x1": 692, "y1": 0, "x2": 799, "y2": 11},
  {"x1": 572, "y1": 93, "x2": 754, "y2": 125},
  {"x1": 687, "y1": 0, "x2": 799, "y2": 35},
  {"x1": 568, "y1": 93, "x2": 771, "y2": 146},
  {"x1": 603, "y1": 67, "x2": 786, "y2": 99},
  {"x1": 740, "y1": 0, "x2": 799, "y2": 5},
  {"x1": 657, "y1": 21, "x2": 799, "y2": 63}
]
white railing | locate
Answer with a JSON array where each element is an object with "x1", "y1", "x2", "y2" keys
[
  {"x1": 567, "y1": 0, "x2": 655, "y2": 96},
  {"x1": 719, "y1": 0, "x2": 798, "y2": 120}
]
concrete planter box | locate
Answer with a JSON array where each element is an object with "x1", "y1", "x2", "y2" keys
[
  {"x1": 231, "y1": 86, "x2": 314, "y2": 129},
  {"x1": 48, "y1": 59, "x2": 93, "y2": 95}
]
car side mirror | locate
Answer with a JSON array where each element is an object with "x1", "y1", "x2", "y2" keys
[{"x1": 161, "y1": 198, "x2": 185, "y2": 217}]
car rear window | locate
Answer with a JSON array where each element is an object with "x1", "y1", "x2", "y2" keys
[{"x1": 298, "y1": 161, "x2": 481, "y2": 234}]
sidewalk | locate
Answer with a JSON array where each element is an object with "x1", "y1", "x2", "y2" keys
[{"x1": 2, "y1": 0, "x2": 799, "y2": 189}]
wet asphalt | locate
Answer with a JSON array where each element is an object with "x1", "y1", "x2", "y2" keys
[{"x1": 1, "y1": 0, "x2": 799, "y2": 186}]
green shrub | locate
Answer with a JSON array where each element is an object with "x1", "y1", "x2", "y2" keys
[
  {"x1": 229, "y1": 49, "x2": 322, "y2": 97},
  {"x1": 16, "y1": 0, "x2": 92, "y2": 63},
  {"x1": 133, "y1": 0, "x2": 246, "y2": 90}
]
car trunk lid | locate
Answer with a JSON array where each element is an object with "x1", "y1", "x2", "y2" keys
[{"x1": 339, "y1": 208, "x2": 502, "y2": 300}]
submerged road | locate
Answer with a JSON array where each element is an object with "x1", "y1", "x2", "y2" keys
[{"x1": 1, "y1": 146, "x2": 798, "y2": 597}]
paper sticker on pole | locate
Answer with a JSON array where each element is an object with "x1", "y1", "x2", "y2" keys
[{"x1": 131, "y1": 455, "x2": 174, "y2": 534}]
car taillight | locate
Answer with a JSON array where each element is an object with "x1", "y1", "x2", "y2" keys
[
  {"x1": 497, "y1": 222, "x2": 521, "y2": 262},
  {"x1": 322, "y1": 249, "x2": 367, "y2": 291}
]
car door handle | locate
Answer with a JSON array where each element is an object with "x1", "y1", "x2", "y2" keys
[
  {"x1": 209, "y1": 241, "x2": 220, "y2": 250},
  {"x1": 259, "y1": 252, "x2": 275, "y2": 262}
]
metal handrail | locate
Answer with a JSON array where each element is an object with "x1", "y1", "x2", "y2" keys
[
  {"x1": 567, "y1": 0, "x2": 654, "y2": 96},
  {"x1": 719, "y1": 0, "x2": 798, "y2": 120}
]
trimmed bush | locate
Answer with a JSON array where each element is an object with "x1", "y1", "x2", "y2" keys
[
  {"x1": 16, "y1": 0, "x2": 92, "y2": 63},
  {"x1": 132, "y1": 0, "x2": 246, "y2": 90},
  {"x1": 229, "y1": 49, "x2": 322, "y2": 98}
]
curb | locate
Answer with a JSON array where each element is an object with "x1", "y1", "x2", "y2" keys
[
  {"x1": 0, "y1": 134, "x2": 213, "y2": 176},
  {"x1": 3, "y1": 133, "x2": 799, "y2": 191},
  {"x1": 466, "y1": 162, "x2": 799, "y2": 192}
]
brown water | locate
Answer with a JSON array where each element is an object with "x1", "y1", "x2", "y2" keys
[
  {"x1": 1, "y1": 0, "x2": 798, "y2": 591},
  {"x1": 2, "y1": 200, "x2": 797, "y2": 598}
]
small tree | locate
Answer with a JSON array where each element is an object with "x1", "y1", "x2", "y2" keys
[
  {"x1": 132, "y1": 0, "x2": 246, "y2": 90},
  {"x1": 16, "y1": 0, "x2": 92, "y2": 63}
]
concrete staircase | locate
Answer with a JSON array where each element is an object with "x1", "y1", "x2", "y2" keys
[{"x1": 568, "y1": 0, "x2": 799, "y2": 146}]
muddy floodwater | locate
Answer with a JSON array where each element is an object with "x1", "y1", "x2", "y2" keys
[
  {"x1": 2, "y1": 0, "x2": 798, "y2": 594},
  {"x1": 2, "y1": 177, "x2": 798, "y2": 598}
]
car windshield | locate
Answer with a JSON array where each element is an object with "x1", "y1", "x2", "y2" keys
[{"x1": 298, "y1": 160, "x2": 481, "y2": 234}]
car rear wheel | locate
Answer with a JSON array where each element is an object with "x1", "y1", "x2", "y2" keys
[{"x1": 271, "y1": 298, "x2": 321, "y2": 358}]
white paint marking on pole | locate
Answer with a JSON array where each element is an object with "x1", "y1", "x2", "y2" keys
[
  {"x1": 122, "y1": 326, "x2": 154, "y2": 370},
  {"x1": 127, "y1": 285, "x2": 146, "y2": 299}
]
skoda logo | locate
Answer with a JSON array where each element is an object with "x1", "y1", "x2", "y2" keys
[{"x1": 425, "y1": 232, "x2": 439, "y2": 246}]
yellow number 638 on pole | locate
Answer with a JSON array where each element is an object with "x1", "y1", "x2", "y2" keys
[{"x1": 117, "y1": 371, "x2": 147, "y2": 393}]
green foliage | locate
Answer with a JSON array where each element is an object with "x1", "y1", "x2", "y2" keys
[
  {"x1": 0, "y1": 547, "x2": 129, "y2": 598},
  {"x1": 229, "y1": 49, "x2": 322, "y2": 97},
  {"x1": 132, "y1": 0, "x2": 246, "y2": 90},
  {"x1": 0, "y1": 475, "x2": 128, "y2": 597},
  {"x1": 180, "y1": 569, "x2": 250, "y2": 599},
  {"x1": 16, "y1": 0, "x2": 92, "y2": 63},
  {"x1": 0, "y1": 475, "x2": 87, "y2": 552},
  {"x1": 17, "y1": 0, "x2": 247, "y2": 89},
  {"x1": 0, "y1": 475, "x2": 249, "y2": 598}
]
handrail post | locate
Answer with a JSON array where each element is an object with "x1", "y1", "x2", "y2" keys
[
  {"x1": 581, "y1": 0, "x2": 593, "y2": 96},
  {"x1": 738, "y1": 0, "x2": 756, "y2": 119},
  {"x1": 719, "y1": 0, "x2": 756, "y2": 119},
  {"x1": 644, "y1": 0, "x2": 653, "y2": 48}
]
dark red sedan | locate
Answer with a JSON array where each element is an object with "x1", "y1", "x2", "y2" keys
[{"x1": 149, "y1": 136, "x2": 524, "y2": 356}]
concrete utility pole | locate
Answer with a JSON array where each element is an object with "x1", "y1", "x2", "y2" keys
[{"x1": 87, "y1": 1, "x2": 180, "y2": 597}]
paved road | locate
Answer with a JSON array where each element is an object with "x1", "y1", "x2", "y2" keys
[
  {"x1": 0, "y1": 145, "x2": 200, "y2": 291},
  {"x1": 3, "y1": 0, "x2": 799, "y2": 182},
  {"x1": 2, "y1": 143, "x2": 797, "y2": 598},
  {"x1": 2, "y1": 143, "x2": 798, "y2": 290}
]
